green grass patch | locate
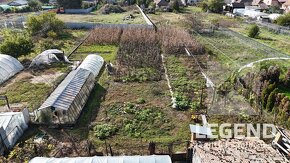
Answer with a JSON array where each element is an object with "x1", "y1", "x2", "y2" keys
[
  {"x1": 278, "y1": 85, "x2": 290, "y2": 98},
  {"x1": 71, "y1": 44, "x2": 118, "y2": 62},
  {"x1": 0, "y1": 80, "x2": 52, "y2": 111}
]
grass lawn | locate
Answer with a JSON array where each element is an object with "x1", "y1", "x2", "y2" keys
[
  {"x1": 278, "y1": 85, "x2": 290, "y2": 98},
  {"x1": 70, "y1": 44, "x2": 118, "y2": 62},
  {"x1": 231, "y1": 24, "x2": 290, "y2": 55}
]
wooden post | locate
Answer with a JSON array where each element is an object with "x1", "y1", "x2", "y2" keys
[{"x1": 148, "y1": 142, "x2": 155, "y2": 155}]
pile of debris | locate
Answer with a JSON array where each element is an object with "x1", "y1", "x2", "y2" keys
[{"x1": 192, "y1": 138, "x2": 288, "y2": 162}]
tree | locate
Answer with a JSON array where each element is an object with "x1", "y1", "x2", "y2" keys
[
  {"x1": 266, "y1": 88, "x2": 278, "y2": 112},
  {"x1": 206, "y1": 0, "x2": 224, "y2": 13},
  {"x1": 171, "y1": 0, "x2": 180, "y2": 12},
  {"x1": 248, "y1": 25, "x2": 260, "y2": 38},
  {"x1": 28, "y1": 0, "x2": 42, "y2": 11},
  {"x1": 275, "y1": 13, "x2": 290, "y2": 27},
  {"x1": 284, "y1": 69, "x2": 290, "y2": 86},
  {"x1": 57, "y1": 0, "x2": 83, "y2": 9},
  {"x1": 26, "y1": 12, "x2": 65, "y2": 38},
  {"x1": 0, "y1": 30, "x2": 34, "y2": 58}
]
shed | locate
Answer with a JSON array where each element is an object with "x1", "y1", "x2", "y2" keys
[
  {"x1": 29, "y1": 49, "x2": 68, "y2": 68},
  {"x1": 29, "y1": 155, "x2": 172, "y2": 163},
  {"x1": 154, "y1": 0, "x2": 169, "y2": 7},
  {"x1": 0, "y1": 109, "x2": 29, "y2": 155},
  {"x1": 7, "y1": 0, "x2": 28, "y2": 6},
  {"x1": 0, "y1": 54, "x2": 24, "y2": 85},
  {"x1": 189, "y1": 124, "x2": 213, "y2": 141},
  {"x1": 77, "y1": 54, "x2": 104, "y2": 77}
]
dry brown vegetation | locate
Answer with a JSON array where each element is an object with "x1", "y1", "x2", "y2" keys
[
  {"x1": 85, "y1": 27, "x2": 122, "y2": 45},
  {"x1": 158, "y1": 27, "x2": 204, "y2": 55},
  {"x1": 85, "y1": 26, "x2": 204, "y2": 81}
]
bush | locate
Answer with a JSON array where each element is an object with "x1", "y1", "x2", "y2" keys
[
  {"x1": 26, "y1": 12, "x2": 65, "y2": 38},
  {"x1": 171, "y1": 0, "x2": 180, "y2": 12},
  {"x1": 0, "y1": 30, "x2": 34, "y2": 58},
  {"x1": 248, "y1": 25, "x2": 260, "y2": 38},
  {"x1": 206, "y1": 0, "x2": 224, "y2": 13},
  {"x1": 94, "y1": 124, "x2": 117, "y2": 139},
  {"x1": 28, "y1": 0, "x2": 42, "y2": 11},
  {"x1": 275, "y1": 13, "x2": 290, "y2": 27}
]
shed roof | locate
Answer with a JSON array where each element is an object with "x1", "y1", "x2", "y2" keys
[
  {"x1": 29, "y1": 155, "x2": 172, "y2": 163},
  {"x1": 0, "y1": 54, "x2": 23, "y2": 85},
  {"x1": 78, "y1": 54, "x2": 104, "y2": 77},
  {"x1": 38, "y1": 68, "x2": 93, "y2": 111},
  {"x1": 189, "y1": 124, "x2": 213, "y2": 137},
  {"x1": 8, "y1": 0, "x2": 28, "y2": 6}
]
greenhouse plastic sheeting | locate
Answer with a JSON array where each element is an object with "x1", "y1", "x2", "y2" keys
[
  {"x1": 29, "y1": 155, "x2": 172, "y2": 163},
  {"x1": 36, "y1": 68, "x2": 95, "y2": 124},
  {"x1": 38, "y1": 68, "x2": 93, "y2": 111},
  {"x1": 29, "y1": 49, "x2": 68, "y2": 67},
  {"x1": 0, "y1": 54, "x2": 23, "y2": 85},
  {"x1": 0, "y1": 109, "x2": 29, "y2": 154},
  {"x1": 78, "y1": 54, "x2": 104, "y2": 77}
]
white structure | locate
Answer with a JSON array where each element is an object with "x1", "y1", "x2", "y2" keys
[
  {"x1": 30, "y1": 155, "x2": 172, "y2": 163},
  {"x1": 244, "y1": 10, "x2": 269, "y2": 19},
  {"x1": 35, "y1": 55, "x2": 104, "y2": 125},
  {"x1": 29, "y1": 49, "x2": 69, "y2": 68},
  {"x1": 0, "y1": 109, "x2": 29, "y2": 154},
  {"x1": 78, "y1": 54, "x2": 104, "y2": 77},
  {"x1": 0, "y1": 54, "x2": 24, "y2": 85}
]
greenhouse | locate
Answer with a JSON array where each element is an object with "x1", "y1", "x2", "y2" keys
[
  {"x1": 30, "y1": 155, "x2": 172, "y2": 163},
  {"x1": 77, "y1": 54, "x2": 104, "y2": 77},
  {"x1": 35, "y1": 55, "x2": 104, "y2": 125},
  {"x1": 29, "y1": 49, "x2": 69, "y2": 68},
  {"x1": 0, "y1": 54, "x2": 24, "y2": 85},
  {"x1": 0, "y1": 109, "x2": 29, "y2": 155}
]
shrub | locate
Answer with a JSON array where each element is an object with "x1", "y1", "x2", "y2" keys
[
  {"x1": 171, "y1": 0, "x2": 180, "y2": 12},
  {"x1": 26, "y1": 12, "x2": 65, "y2": 38},
  {"x1": 266, "y1": 88, "x2": 278, "y2": 111},
  {"x1": 28, "y1": 0, "x2": 42, "y2": 11},
  {"x1": 94, "y1": 124, "x2": 117, "y2": 139},
  {"x1": 0, "y1": 30, "x2": 34, "y2": 58},
  {"x1": 248, "y1": 25, "x2": 260, "y2": 38},
  {"x1": 275, "y1": 13, "x2": 290, "y2": 27},
  {"x1": 206, "y1": 0, "x2": 224, "y2": 13},
  {"x1": 39, "y1": 39, "x2": 64, "y2": 51}
]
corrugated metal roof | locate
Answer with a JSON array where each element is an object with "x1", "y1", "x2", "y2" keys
[
  {"x1": 38, "y1": 68, "x2": 92, "y2": 111},
  {"x1": 0, "y1": 54, "x2": 24, "y2": 85},
  {"x1": 189, "y1": 124, "x2": 213, "y2": 137},
  {"x1": 30, "y1": 155, "x2": 172, "y2": 163},
  {"x1": 78, "y1": 54, "x2": 104, "y2": 77}
]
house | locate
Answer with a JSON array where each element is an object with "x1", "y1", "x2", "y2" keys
[
  {"x1": 282, "y1": 0, "x2": 290, "y2": 13},
  {"x1": 7, "y1": 0, "x2": 28, "y2": 6},
  {"x1": 252, "y1": 0, "x2": 269, "y2": 9},
  {"x1": 154, "y1": 0, "x2": 169, "y2": 7},
  {"x1": 224, "y1": 0, "x2": 253, "y2": 13}
]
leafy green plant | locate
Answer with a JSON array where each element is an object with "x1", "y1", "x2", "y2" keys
[
  {"x1": 275, "y1": 13, "x2": 290, "y2": 27},
  {"x1": 248, "y1": 25, "x2": 260, "y2": 38},
  {"x1": 0, "y1": 30, "x2": 34, "y2": 58},
  {"x1": 26, "y1": 12, "x2": 65, "y2": 38},
  {"x1": 94, "y1": 124, "x2": 117, "y2": 140}
]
